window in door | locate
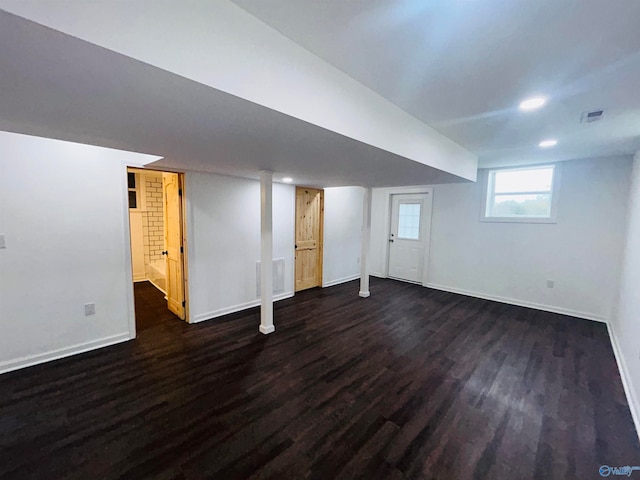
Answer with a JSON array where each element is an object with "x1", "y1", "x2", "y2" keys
[{"x1": 397, "y1": 203, "x2": 421, "y2": 240}]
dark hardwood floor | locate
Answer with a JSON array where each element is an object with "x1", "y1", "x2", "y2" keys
[
  {"x1": 134, "y1": 281, "x2": 181, "y2": 332},
  {"x1": 1, "y1": 278, "x2": 638, "y2": 479}
]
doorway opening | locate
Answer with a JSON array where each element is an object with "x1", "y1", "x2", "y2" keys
[
  {"x1": 295, "y1": 186, "x2": 324, "y2": 292},
  {"x1": 387, "y1": 192, "x2": 432, "y2": 284},
  {"x1": 127, "y1": 168, "x2": 188, "y2": 332}
]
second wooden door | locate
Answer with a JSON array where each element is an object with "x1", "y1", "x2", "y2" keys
[{"x1": 295, "y1": 187, "x2": 324, "y2": 292}]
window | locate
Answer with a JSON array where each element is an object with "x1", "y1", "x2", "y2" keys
[
  {"x1": 398, "y1": 203, "x2": 421, "y2": 239},
  {"x1": 482, "y1": 164, "x2": 560, "y2": 223},
  {"x1": 128, "y1": 172, "x2": 138, "y2": 209}
]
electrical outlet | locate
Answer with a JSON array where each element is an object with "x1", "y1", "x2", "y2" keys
[
  {"x1": 357, "y1": 257, "x2": 360, "y2": 264},
  {"x1": 546, "y1": 280, "x2": 555, "y2": 288},
  {"x1": 84, "y1": 303, "x2": 96, "y2": 316},
  {"x1": 0, "y1": 234, "x2": 6, "y2": 249}
]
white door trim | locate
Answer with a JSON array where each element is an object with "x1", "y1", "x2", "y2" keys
[
  {"x1": 124, "y1": 167, "x2": 191, "y2": 332},
  {"x1": 377, "y1": 186, "x2": 434, "y2": 286}
]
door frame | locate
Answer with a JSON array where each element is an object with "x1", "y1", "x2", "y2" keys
[
  {"x1": 379, "y1": 187, "x2": 433, "y2": 286},
  {"x1": 123, "y1": 166, "x2": 190, "y2": 340},
  {"x1": 294, "y1": 186, "x2": 324, "y2": 291}
]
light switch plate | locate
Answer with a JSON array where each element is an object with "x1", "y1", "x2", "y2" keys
[
  {"x1": 84, "y1": 303, "x2": 96, "y2": 316},
  {"x1": 0, "y1": 234, "x2": 6, "y2": 249}
]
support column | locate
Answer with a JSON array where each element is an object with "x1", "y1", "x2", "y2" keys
[
  {"x1": 259, "y1": 171, "x2": 275, "y2": 334},
  {"x1": 359, "y1": 187, "x2": 372, "y2": 298}
]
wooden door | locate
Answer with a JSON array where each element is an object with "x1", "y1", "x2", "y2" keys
[
  {"x1": 388, "y1": 193, "x2": 431, "y2": 283},
  {"x1": 295, "y1": 187, "x2": 324, "y2": 292},
  {"x1": 163, "y1": 172, "x2": 185, "y2": 319}
]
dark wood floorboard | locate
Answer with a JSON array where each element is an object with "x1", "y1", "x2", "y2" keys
[
  {"x1": 0, "y1": 278, "x2": 638, "y2": 479},
  {"x1": 134, "y1": 281, "x2": 181, "y2": 332}
]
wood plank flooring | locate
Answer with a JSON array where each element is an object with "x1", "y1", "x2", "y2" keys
[
  {"x1": 0, "y1": 278, "x2": 638, "y2": 479},
  {"x1": 134, "y1": 281, "x2": 181, "y2": 332}
]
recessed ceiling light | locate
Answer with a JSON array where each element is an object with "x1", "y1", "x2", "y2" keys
[
  {"x1": 282, "y1": 177, "x2": 293, "y2": 183},
  {"x1": 539, "y1": 139, "x2": 557, "y2": 148},
  {"x1": 519, "y1": 96, "x2": 547, "y2": 111}
]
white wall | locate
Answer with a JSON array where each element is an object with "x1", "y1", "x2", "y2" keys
[
  {"x1": 371, "y1": 156, "x2": 632, "y2": 322},
  {"x1": 611, "y1": 151, "x2": 640, "y2": 437},
  {"x1": 1, "y1": 0, "x2": 477, "y2": 181},
  {"x1": 186, "y1": 172, "x2": 295, "y2": 322},
  {"x1": 323, "y1": 187, "x2": 364, "y2": 287},
  {"x1": 0, "y1": 132, "x2": 157, "y2": 373}
]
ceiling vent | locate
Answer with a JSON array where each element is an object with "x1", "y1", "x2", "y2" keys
[{"x1": 581, "y1": 109, "x2": 604, "y2": 123}]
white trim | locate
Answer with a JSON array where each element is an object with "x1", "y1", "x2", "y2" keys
[
  {"x1": 148, "y1": 278, "x2": 167, "y2": 295},
  {"x1": 0, "y1": 333, "x2": 131, "y2": 375},
  {"x1": 191, "y1": 291, "x2": 294, "y2": 323},
  {"x1": 185, "y1": 172, "x2": 195, "y2": 324},
  {"x1": 323, "y1": 273, "x2": 360, "y2": 288},
  {"x1": 133, "y1": 274, "x2": 147, "y2": 282},
  {"x1": 426, "y1": 283, "x2": 607, "y2": 323},
  {"x1": 122, "y1": 166, "x2": 137, "y2": 340},
  {"x1": 607, "y1": 323, "x2": 640, "y2": 444},
  {"x1": 359, "y1": 291, "x2": 371, "y2": 298},
  {"x1": 259, "y1": 325, "x2": 275, "y2": 334}
]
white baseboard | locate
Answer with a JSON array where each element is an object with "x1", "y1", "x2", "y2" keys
[
  {"x1": 425, "y1": 283, "x2": 607, "y2": 323},
  {"x1": 259, "y1": 325, "x2": 275, "y2": 334},
  {"x1": 148, "y1": 278, "x2": 166, "y2": 295},
  {"x1": 323, "y1": 274, "x2": 360, "y2": 288},
  {"x1": 191, "y1": 291, "x2": 294, "y2": 323},
  {"x1": 0, "y1": 332, "x2": 132, "y2": 375},
  {"x1": 607, "y1": 323, "x2": 640, "y2": 444},
  {"x1": 133, "y1": 274, "x2": 146, "y2": 282}
]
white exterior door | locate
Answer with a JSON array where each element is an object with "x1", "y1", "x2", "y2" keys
[{"x1": 388, "y1": 193, "x2": 431, "y2": 283}]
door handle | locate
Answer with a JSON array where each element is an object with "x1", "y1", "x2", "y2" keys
[
  {"x1": 389, "y1": 239, "x2": 394, "y2": 243},
  {"x1": 162, "y1": 250, "x2": 168, "y2": 255}
]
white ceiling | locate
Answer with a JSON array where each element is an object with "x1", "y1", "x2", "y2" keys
[
  {"x1": 234, "y1": 0, "x2": 640, "y2": 166},
  {"x1": 2, "y1": 0, "x2": 638, "y2": 183},
  {"x1": 0, "y1": 11, "x2": 463, "y2": 188}
]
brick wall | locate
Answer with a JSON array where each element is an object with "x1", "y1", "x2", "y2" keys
[{"x1": 142, "y1": 175, "x2": 165, "y2": 264}]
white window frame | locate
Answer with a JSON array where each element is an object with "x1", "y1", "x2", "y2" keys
[
  {"x1": 396, "y1": 201, "x2": 423, "y2": 241},
  {"x1": 480, "y1": 163, "x2": 561, "y2": 224}
]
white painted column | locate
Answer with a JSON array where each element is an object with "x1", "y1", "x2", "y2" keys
[
  {"x1": 359, "y1": 187, "x2": 372, "y2": 298},
  {"x1": 259, "y1": 171, "x2": 275, "y2": 334}
]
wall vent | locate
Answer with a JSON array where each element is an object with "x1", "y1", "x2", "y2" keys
[
  {"x1": 581, "y1": 109, "x2": 604, "y2": 123},
  {"x1": 256, "y1": 258, "x2": 285, "y2": 297}
]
